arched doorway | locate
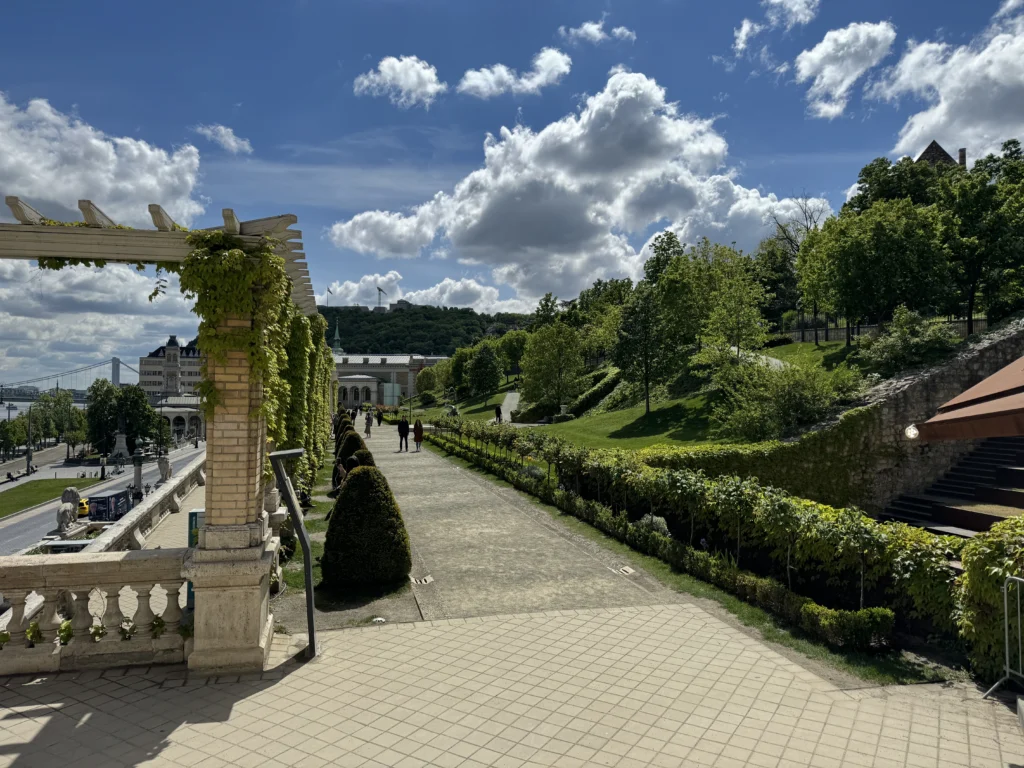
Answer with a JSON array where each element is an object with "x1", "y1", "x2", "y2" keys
[
  {"x1": 172, "y1": 415, "x2": 186, "y2": 438},
  {"x1": 351, "y1": 386, "x2": 360, "y2": 404},
  {"x1": 340, "y1": 387, "x2": 348, "y2": 403},
  {"x1": 363, "y1": 386, "x2": 373, "y2": 404}
]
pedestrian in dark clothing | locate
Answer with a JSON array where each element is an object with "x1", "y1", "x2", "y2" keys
[
  {"x1": 376, "y1": 409, "x2": 383, "y2": 427},
  {"x1": 495, "y1": 404, "x2": 502, "y2": 424},
  {"x1": 413, "y1": 419, "x2": 424, "y2": 452},
  {"x1": 398, "y1": 417, "x2": 410, "y2": 452}
]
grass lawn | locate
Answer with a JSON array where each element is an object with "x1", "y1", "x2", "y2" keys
[
  {"x1": 413, "y1": 381, "x2": 516, "y2": 424},
  {"x1": 541, "y1": 394, "x2": 718, "y2": 450},
  {"x1": 769, "y1": 340, "x2": 859, "y2": 370},
  {"x1": 426, "y1": 442, "x2": 967, "y2": 686},
  {"x1": 0, "y1": 477, "x2": 103, "y2": 520}
]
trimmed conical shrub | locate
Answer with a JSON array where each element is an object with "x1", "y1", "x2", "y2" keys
[
  {"x1": 334, "y1": 423, "x2": 355, "y2": 455},
  {"x1": 353, "y1": 448, "x2": 375, "y2": 467},
  {"x1": 344, "y1": 455, "x2": 360, "y2": 474},
  {"x1": 321, "y1": 466, "x2": 412, "y2": 587},
  {"x1": 337, "y1": 431, "x2": 366, "y2": 464}
]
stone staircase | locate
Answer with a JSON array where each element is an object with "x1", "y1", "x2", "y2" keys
[{"x1": 881, "y1": 436, "x2": 1024, "y2": 538}]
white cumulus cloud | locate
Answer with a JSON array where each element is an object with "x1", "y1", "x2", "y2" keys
[
  {"x1": 317, "y1": 271, "x2": 531, "y2": 314},
  {"x1": 0, "y1": 92, "x2": 203, "y2": 227},
  {"x1": 329, "y1": 70, "x2": 829, "y2": 307},
  {"x1": 457, "y1": 48, "x2": 572, "y2": 99},
  {"x1": 763, "y1": 0, "x2": 820, "y2": 29},
  {"x1": 193, "y1": 123, "x2": 253, "y2": 154},
  {"x1": 734, "y1": 19, "x2": 766, "y2": 54},
  {"x1": 353, "y1": 56, "x2": 448, "y2": 109},
  {"x1": 996, "y1": 0, "x2": 1024, "y2": 18},
  {"x1": 559, "y1": 17, "x2": 637, "y2": 45},
  {"x1": 795, "y1": 21, "x2": 897, "y2": 119},
  {"x1": 867, "y1": 14, "x2": 1024, "y2": 159}
]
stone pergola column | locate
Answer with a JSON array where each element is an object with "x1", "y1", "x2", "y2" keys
[{"x1": 182, "y1": 315, "x2": 278, "y2": 673}]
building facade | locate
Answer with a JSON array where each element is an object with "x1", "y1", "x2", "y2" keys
[
  {"x1": 330, "y1": 321, "x2": 446, "y2": 407},
  {"x1": 139, "y1": 335, "x2": 202, "y2": 397}
]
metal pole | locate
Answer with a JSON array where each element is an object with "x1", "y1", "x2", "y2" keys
[
  {"x1": 26, "y1": 404, "x2": 32, "y2": 475},
  {"x1": 983, "y1": 578, "x2": 1014, "y2": 698},
  {"x1": 269, "y1": 447, "x2": 318, "y2": 661}
]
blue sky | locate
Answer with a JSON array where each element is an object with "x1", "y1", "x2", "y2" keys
[{"x1": 2, "y1": 0, "x2": 1023, "y2": 381}]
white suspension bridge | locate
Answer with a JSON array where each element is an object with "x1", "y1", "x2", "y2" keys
[{"x1": 0, "y1": 357, "x2": 140, "y2": 404}]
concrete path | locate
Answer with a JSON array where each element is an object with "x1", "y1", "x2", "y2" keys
[
  {"x1": 373, "y1": 426, "x2": 682, "y2": 620},
  {"x1": 494, "y1": 390, "x2": 520, "y2": 423}
]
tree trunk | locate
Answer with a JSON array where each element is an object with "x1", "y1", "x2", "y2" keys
[
  {"x1": 967, "y1": 288, "x2": 976, "y2": 336},
  {"x1": 846, "y1": 316, "x2": 852, "y2": 347},
  {"x1": 645, "y1": 377, "x2": 651, "y2": 415},
  {"x1": 786, "y1": 543, "x2": 792, "y2": 591},
  {"x1": 800, "y1": 312, "x2": 805, "y2": 343},
  {"x1": 813, "y1": 303, "x2": 819, "y2": 346}
]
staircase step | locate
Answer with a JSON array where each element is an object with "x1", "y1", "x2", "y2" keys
[
  {"x1": 976, "y1": 485, "x2": 1024, "y2": 507},
  {"x1": 996, "y1": 466, "x2": 1024, "y2": 486}
]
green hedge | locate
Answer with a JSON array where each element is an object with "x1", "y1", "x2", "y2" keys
[
  {"x1": 321, "y1": 466, "x2": 412, "y2": 588},
  {"x1": 427, "y1": 431, "x2": 895, "y2": 651},
  {"x1": 337, "y1": 431, "x2": 366, "y2": 465},
  {"x1": 956, "y1": 516, "x2": 1024, "y2": 678},
  {"x1": 569, "y1": 368, "x2": 621, "y2": 417}
]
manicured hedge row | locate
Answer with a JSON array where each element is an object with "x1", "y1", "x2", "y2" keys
[
  {"x1": 427, "y1": 432, "x2": 895, "y2": 651},
  {"x1": 569, "y1": 368, "x2": 622, "y2": 417}
]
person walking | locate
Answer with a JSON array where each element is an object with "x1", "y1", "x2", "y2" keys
[
  {"x1": 398, "y1": 416, "x2": 410, "y2": 452},
  {"x1": 376, "y1": 408, "x2": 383, "y2": 427},
  {"x1": 494, "y1": 404, "x2": 502, "y2": 424},
  {"x1": 413, "y1": 419, "x2": 424, "y2": 452},
  {"x1": 364, "y1": 411, "x2": 373, "y2": 439}
]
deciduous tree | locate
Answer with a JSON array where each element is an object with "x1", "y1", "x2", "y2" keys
[
  {"x1": 521, "y1": 323, "x2": 584, "y2": 414},
  {"x1": 614, "y1": 281, "x2": 669, "y2": 415}
]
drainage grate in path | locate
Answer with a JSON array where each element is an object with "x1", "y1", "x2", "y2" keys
[
  {"x1": 618, "y1": 566, "x2": 635, "y2": 575},
  {"x1": 410, "y1": 575, "x2": 434, "y2": 585}
]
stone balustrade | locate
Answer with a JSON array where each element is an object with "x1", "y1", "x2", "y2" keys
[
  {"x1": 81, "y1": 455, "x2": 206, "y2": 553},
  {"x1": 0, "y1": 548, "x2": 188, "y2": 674}
]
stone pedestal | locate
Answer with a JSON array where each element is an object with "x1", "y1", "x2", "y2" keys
[
  {"x1": 182, "y1": 519, "x2": 279, "y2": 674},
  {"x1": 111, "y1": 432, "x2": 130, "y2": 461}
]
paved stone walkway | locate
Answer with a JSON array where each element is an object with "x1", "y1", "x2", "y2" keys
[
  {"x1": 2, "y1": 429, "x2": 1022, "y2": 767},
  {"x1": 2, "y1": 605, "x2": 1021, "y2": 768},
  {"x1": 373, "y1": 428, "x2": 682, "y2": 619}
]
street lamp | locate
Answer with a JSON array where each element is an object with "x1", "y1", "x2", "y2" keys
[{"x1": 25, "y1": 403, "x2": 33, "y2": 475}]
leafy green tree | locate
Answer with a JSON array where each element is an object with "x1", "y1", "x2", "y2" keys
[
  {"x1": 449, "y1": 347, "x2": 473, "y2": 396},
  {"x1": 798, "y1": 199, "x2": 947, "y2": 334},
  {"x1": 752, "y1": 235, "x2": 799, "y2": 330},
  {"x1": 118, "y1": 385, "x2": 157, "y2": 452},
  {"x1": 65, "y1": 408, "x2": 87, "y2": 457},
  {"x1": 431, "y1": 359, "x2": 453, "y2": 395},
  {"x1": 416, "y1": 366, "x2": 436, "y2": 394},
  {"x1": 843, "y1": 155, "x2": 948, "y2": 213},
  {"x1": 533, "y1": 293, "x2": 560, "y2": 328},
  {"x1": 700, "y1": 254, "x2": 770, "y2": 357},
  {"x1": 614, "y1": 281, "x2": 669, "y2": 414},
  {"x1": 467, "y1": 344, "x2": 503, "y2": 395},
  {"x1": 32, "y1": 393, "x2": 55, "y2": 446},
  {"x1": 498, "y1": 329, "x2": 529, "y2": 380},
  {"x1": 521, "y1": 323, "x2": 585, "y2": 413},
  {"x1": 86, "y1": 379, "x2": 119, "y2": 455},
  {"x1": 645, "y1": 231, "x2": 684, "y2": 285},
  {"x1": 154, "y1": 417, "x2": 172, "y2": 454}
]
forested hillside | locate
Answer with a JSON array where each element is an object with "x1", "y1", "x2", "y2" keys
[{"x1": 317, "y1": 305, "x2": 530, "y2": 355}]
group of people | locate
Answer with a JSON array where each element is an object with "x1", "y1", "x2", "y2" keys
[{"x1": 343, "y1": 405, "x2": 424, "y2": 452}]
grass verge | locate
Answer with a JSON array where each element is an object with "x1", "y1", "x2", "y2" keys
[
  {"x1": 0, "y1": 477, "x2": 103, "y2": 520},
  {"x1": 541, "y1": 394, "x2": 718, "y2": 450},
  {"x1": 424, "y1": 441, "x2": 966, "y2": 687}
]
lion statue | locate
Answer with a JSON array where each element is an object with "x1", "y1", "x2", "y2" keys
[
  {"x1": 56, "y1": 487, "x2": 81, "y2": 533},
  {"x1": 158, "y1": 456, "x2": 173, "y2": 482}
]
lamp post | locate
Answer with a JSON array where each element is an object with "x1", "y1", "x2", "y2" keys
[{"x1": 25, "y1": 404, "x2": 32, "y2": 475}]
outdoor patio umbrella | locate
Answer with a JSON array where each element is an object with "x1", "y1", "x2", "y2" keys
[{"x1": 916, "y1": 355, "x2": 1024, "y2": 441}]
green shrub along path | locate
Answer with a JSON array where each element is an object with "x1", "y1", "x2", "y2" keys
[
  {"x1": 0, "y1": 477, "x2": 102, "y2": 520},
  {"x1": 542, "y1": 394, "x2": 716, "y2": 449}
]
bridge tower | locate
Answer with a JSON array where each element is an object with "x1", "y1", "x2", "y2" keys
[{"x1": 112, "y1": 357, "x2": 121, "y2": 387}]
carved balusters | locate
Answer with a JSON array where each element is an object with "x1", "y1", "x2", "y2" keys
[
  {"x1": 133, "y1": 585, "x2": 155, "y2": 637},
  {"x1": 3, "y1": 592, "x2": 28, "y2": 647},
  {"x1": 100, "y1": 585, "x2": 125, "y2": 641},
  {"x1": 161, "y1": 580, "x2": 184, "y2": 635},
  {"x1": 37, "y1": 589, "x2": 63, "y2": 645},
  {"x1": 70, "y1": 587, "x2": 96, "y2": 642}
]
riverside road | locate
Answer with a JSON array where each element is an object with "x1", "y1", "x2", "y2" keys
[{"x1": 0, "y1": 443, "x2": 206, "y2": 555}]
